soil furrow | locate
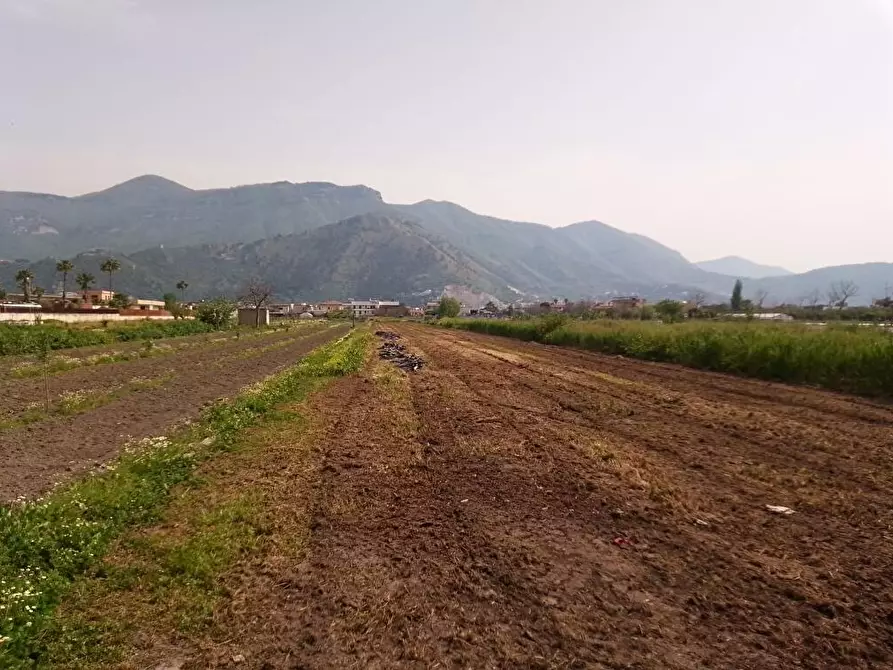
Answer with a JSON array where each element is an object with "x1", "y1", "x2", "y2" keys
[
  {"x1": 0, "y1": 326, "x2": 326, "y2": 417},
  {"x1": 0, "y1": 325, "x2": 347, "y2": 501}
]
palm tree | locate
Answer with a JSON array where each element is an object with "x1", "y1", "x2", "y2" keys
[
  {"x1": 99, "y1": 258, "x2": 121, "y2": 292},
  {"x1": 76, "y1": 272, "x2": 95, "y2": 303},
  {"x1": 56, "y1": 259, "x2": 74, "y2": 301},
  {"x1": 176, "y1": 280, "x2": 189, "y2": 302},
  {"x1": 15, "y1": 269, "x2": 34, "y2": 303}
]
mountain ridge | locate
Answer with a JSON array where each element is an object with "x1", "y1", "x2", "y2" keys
[
  {"x1": 695, "y1": 255, "x2": 793, "y2": 279},
  {"x1": 2, "y1": 175, "x2": 889, "y2": 305},
  {"x1": 0, "y1": 214, "x2": 514, "y2": 302}
]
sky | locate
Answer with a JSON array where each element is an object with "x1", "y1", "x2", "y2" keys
[{"x1": 0, "y1": 0, "x2": 891, "y2": 272}]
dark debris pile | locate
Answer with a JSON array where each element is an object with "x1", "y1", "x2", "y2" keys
[{"x1": 376, "y1": 331, "x2": 424, "y2": 372}]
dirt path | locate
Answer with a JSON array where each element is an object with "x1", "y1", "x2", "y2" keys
[
  {"x1": 0, "y1": 325, "x2": 347, "y2": 502},
  {"x1": 170, "y1": 324, "x2": 893, "y2": 669}
]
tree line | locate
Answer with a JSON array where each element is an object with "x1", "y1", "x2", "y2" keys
[
  {"x1": 1, "y1": 258, "x2": 194, "y2": 313},
  {"x1": 3, "y1": 258, "x2": 124, "y2": 305}
]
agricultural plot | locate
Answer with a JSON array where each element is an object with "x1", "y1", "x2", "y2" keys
[
  {"x1": 439, "y1": 317, "x2": 893, "y2": 397},
  {"x1": 0, "y1": 322, "x2": 346, "y2": 501},
  {"x1": 0, "y1": 320, "x2": 216, "y2": 357},
  {"x1": 4, "y1": 323, "x2": 892, "y2": 668}
]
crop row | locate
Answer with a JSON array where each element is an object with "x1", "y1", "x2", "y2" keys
[
  {"x1": 0, "y1": 320, "x2": 217, "y2": 357},
  {"x1": 438, "y1": 317, "x2": 893, "y2": 397},
  {"x1": 0, "y1": 329, "x2": 371, "y2": 666}
]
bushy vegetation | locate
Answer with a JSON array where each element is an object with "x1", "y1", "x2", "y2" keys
[
  {"x1": 195, "y1": 298, "x2": 236, "y2": 329},
  {"x1": 0, "y1": 320, "x2": 216, "y2": 357},
  {"x1": 111, "y1": 319, "x2": 213, "y2": 342},
  {"x1": 437, "y1": 296, "x2": 461, "y2": 318},
  {"x1": 0, "y1": 330, "x2": 371, "y2": 666},
  {"x1": 439, "y1": 318, "x2": 893, "y2": 397}
]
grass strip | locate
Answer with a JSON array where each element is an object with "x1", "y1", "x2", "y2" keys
[
  {"x1": 438, "y1": 317, "x2": 893, "y2": 397},
  {"x1": 0, "y1": 329, "x2": 371, "y2": 667}
]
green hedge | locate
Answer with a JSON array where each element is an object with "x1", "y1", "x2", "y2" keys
[
  {"x1": 0, "y1": 320, "x2": 216, "y2": 356},
  {"x1": 439, "y1": 318, "x2": 893, "y2": 397}
]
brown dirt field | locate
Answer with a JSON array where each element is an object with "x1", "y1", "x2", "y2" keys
[
  {"x1": 0, "y1": 324, "x2": 347, "y2": 502},
  {"x1": 172, "y1": 323, "x2": 893, "y2": 670},
  {"x1": 0, "y1": 325, "x2": 326, "y2": 416},
  {"x1": 0, "y1": 329, "x2": 239, "y2": 382}
]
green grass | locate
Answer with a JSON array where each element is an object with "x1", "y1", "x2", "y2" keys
[
  {"x1": 439, "y1": 318, "x2": 893, "y2": 397},
  {"x1": 8, "y1": 325, "x2": 313, "y2": 378},
  {"x1": 0, "y1": 329, "x2": 371, "y2": 667},
  {"x1": 0, "y1": 320, "x2": 218, "y2": 357}
]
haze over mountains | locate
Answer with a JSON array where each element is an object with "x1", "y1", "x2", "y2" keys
[
  {"x1": 695, "y1": 256, "x2": 792, "y2": 279},
  {"x1": 1, "y1": 176, "x2": 890, "y2": 305}
]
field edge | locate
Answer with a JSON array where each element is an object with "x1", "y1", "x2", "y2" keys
[{"x1": 0, "y1": 328, "x2": 371, "y2": 667}]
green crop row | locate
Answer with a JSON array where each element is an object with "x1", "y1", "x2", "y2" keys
[
  {"x1": 0, "y1": 329, "x2": 371, "y2": 667},
  {"x1": 438, "y1": 317, "x2": 893, "y2": 397},
  {"x1": 0, "y1": 320, "x2": 217, "y2": 357}
]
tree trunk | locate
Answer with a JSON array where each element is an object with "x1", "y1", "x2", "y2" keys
[{"x1": 62, "y1": 273, "x2": 67, "y2": 302}]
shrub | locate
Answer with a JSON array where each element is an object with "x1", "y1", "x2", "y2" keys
[
  {"x1": 195, "y1": 298, "x2": 236, "y2": 329},
  {"x1": 437, "y1": 297, "x2": 461, "y2": 318},
  {"x1": 108, "y1": 293, "x2": 133, "y2": 309}
]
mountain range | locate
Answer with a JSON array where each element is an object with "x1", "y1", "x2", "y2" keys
[
  {"x1": 1, "y1": 176, "x2": 890, "y2": 305},
  {"x1": 694, "y1": 256, "x2": 792, "y2": 279}
]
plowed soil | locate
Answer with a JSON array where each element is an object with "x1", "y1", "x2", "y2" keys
[
  {"x1": 191, "y1": 323, "x2": 893, "y2": 669},
  {"x1": 0, "y1": 325, "x2": 347, "y2": 502}
]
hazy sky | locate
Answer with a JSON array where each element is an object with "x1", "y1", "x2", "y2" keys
[{"x1": 1, "y1": 0, "x2": 891, "y2": 271}]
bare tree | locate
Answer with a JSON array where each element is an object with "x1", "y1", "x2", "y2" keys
[
  {"x1": 827, "y1": 280, "x2": 859, "y2": 309},
  {"x1": 754, "y1": 289, "x2": 769, "y2": 309},
  {"x1": 801, "y1": 289, "x2": 821, "y2": 309},
  {"x1": 692, "y1": 291, "x2": 706, "y2": 308},
  {"x1": 242, "y1": 279, "x2": 274, "y2": 327}
]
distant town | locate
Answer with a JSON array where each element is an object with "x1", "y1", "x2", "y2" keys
[{"x1": 2, "y1": 262, "x2": 891, "y2": 326}]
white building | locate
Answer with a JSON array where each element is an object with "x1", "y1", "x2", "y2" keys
[
  {"x1": 347, "y1": 300, "x2": 377, "y2": 318},
  {"x1": 347, "y1": 299, "x2": 400, "y2": 318},
  {"x1": 730, "y1": 312, "x2": 794, "y2": 321}
]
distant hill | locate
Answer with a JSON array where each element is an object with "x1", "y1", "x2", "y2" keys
[
  {"x1": 695, "y1": 256, "x2": 792, "y2": 279},
  {"x1": 394, "y1": 201, "x2": 718, "y2": 298},
  {"x1": 0, "y1": 176, "x2": 387, "y2": 258},
  {"x1": 1, "y1": 175, "x2": 887, "y2": 304},
  {"x1": 0, "y1": 214, "x2": 514, "y2": 302},
  {"x1": 1, "y1": 176, "x2": 730, "y2": 300},
  {"x1": 747, "y1": 263, "x2": 893, "y2": 306},
  {"x1": 132, "y1": 213, "x2": 515, "y2": 301}
]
